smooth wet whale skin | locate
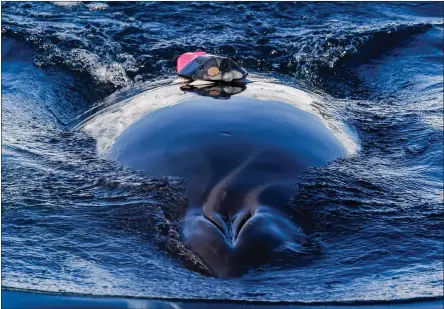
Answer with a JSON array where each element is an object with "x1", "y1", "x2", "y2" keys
[{"x1": 108, "y1": 94, "x2": 348, "y2": 278}]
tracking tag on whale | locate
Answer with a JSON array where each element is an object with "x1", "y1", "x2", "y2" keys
[{"x1": 176, "y1": 52, "x2": 248, "y2": 83}]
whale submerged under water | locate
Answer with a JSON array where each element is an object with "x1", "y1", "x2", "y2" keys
[{"x1": 80, "y1": 80, "x2": 358, "y2": 278}]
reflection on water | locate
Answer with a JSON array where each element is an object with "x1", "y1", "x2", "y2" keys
[{"x1": 179, "y1": 81, "x2": 247, "y2": 99}]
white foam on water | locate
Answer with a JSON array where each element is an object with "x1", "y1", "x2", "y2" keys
[
  {"x1": 52, "y1": 2, "x2": 81, "y2": 8},
  {"x1": 86, "y1": 2, "x2": 109, "y2": 10},
  {"x1": 67, "y1": 49, "x2": 131, "y2": 88}
]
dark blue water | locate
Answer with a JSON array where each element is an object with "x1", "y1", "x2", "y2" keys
[{"x1": 1, "y1": 1, "x2": 443, "y2": 303}]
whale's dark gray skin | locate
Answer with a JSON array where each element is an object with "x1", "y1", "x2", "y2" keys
[{"x1": 106, "y1": 86, "x2": 350, "y2": 278}]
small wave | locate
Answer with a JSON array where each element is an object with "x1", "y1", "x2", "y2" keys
[
  {"x1": 281, "y1": 22, "x2": 434, "y2": 95},
  {"x1": 86, "y1": 2, "x2": 109, "y2": 11},
  {"x1": 35, "y1": 48, "x2": 132, "y2": 89},
  {"x1": 423, "y1": 114, "x2": 444, "y2": 131},
  {"x1": 51, "y1": 2, "x2": 81, "y2": 8}
]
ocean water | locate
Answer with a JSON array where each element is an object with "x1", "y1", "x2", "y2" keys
[{"x1": 1, "y1": 1, "x2": 443, "y2": 303}]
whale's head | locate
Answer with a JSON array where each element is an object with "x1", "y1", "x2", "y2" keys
[
  {"x1": 183, "y1": 203, "x2": 307, "y2": 278},
  {"x1": 181, "y1": 152, "x2": 308, "y2": 278}
]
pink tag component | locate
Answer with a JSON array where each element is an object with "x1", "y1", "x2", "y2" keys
[{"x1": 177, "y1": 51, "x2": 207, "y2": 73}]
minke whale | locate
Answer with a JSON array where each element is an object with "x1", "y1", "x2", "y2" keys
[{"x1": 80, "y1": 80, "x2": 358, "y2": 278}]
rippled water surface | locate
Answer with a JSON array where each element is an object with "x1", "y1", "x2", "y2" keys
[{"x1": 1, "y1": 1, "x2": 443, "y2": 303}]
